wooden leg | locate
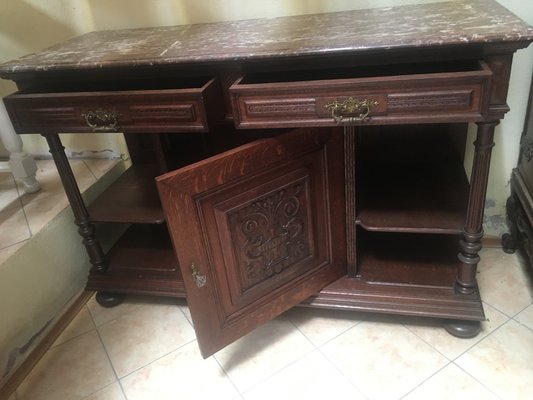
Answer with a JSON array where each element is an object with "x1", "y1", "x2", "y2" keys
[
  {"x1": 503, "y1": 194, "x2": 519, "y2": 253},
  {"x1": 444, "y1": 319, "x2": 481, "y2": 338},
  {"x1": 95, "y1": 292, "x2": 126, "y2": 308},
  {"x1": 44, "y1": 134, "x2": 107, "y2": 273},
  {"x1": 456, "y1": 121, "x2": 497, "y2": 295}
]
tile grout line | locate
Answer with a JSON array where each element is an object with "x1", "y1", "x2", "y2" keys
[
  {"x1": 400, "y1": 309, "x2": 511, "y2": 363},
  {"x1": 216, "y1": 316, "x2": 319, "y2": 397},
  {"x1": 82, "y1": 160, "x2": 99, "y2": 181},
  {"x1": 212, "y1": 354, "x2": 243, "y2": 398},
  {"x1": 286, "y1": 310, "x2": 369, "y2": 349},
  {"x1": 86, "y1": 300, "x2": 128, "y2": 400},
  {"x1": 512, "y1": 317, "x2": 533, "y2": 333},
  {"x1": 111, "y1": 304, "x2": 198, "y2": 386},
  {"x1": 399, "y1": 317, "x2": 508, "y2": 399},
  {"x1": 0, "y1": 238, "x2": 29, "y2": 253},
  {"x1": 49, "y1": 306, "x2": 97, "y2": 350},
  {"x1": 87, "y1": 297, "x2": 198, "y2": 381},
  {"x1": 12, "y1": 163, "x2": 36, "y2": 238},
  {"x1": 77, "y1": 381, "x2": 122, "y2": 400},
  {"x1": 448, "y1": 317, "x2": 508, "y2": 361},
  {"x1": 511, "y1": 302, "x2": 533, "y2": 333},
  {"x1": 226, "y1": 344, "x2": 317, "y2": 398},
  {"x1": 314, "y1": 321, "x2": 371, "y2": 400},
  {"x1": 397, "y1": 361, "x2": 452, "y2": 400},
  {"x1": 117, "y1": 337, "x2": 198, "y2": 382},
  {"x1": 315, "y1": 346, "x2": 370, "y2": 399},
  {"x1": 0, "y1": 171, "x2": 25, "y2": 214},
  {"x1": 452, "y1": 360, "x2": 504, "y2": 400},
  {"x1": 451, "y1": 319, "x2": 521, "y2": 400},
  {"x1": 402, "y1": 324, "x2": 456, "y2": 361},
  {"x1": 482, "y1": 298, "x2": 528, "y2": 320},
  {"x1": 18, "y1": 199, "x2": 34, "y2": 238},
  {"x1": 3, "y1": 172, "x2": 34, "y2": 239}
]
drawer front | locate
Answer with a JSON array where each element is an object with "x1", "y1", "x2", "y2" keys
[
  {"x1": 230, "y1": 62, "x2": 492, "y2": 128},
  {"x1": 5, "y1": 78, "x2": 219, "y2": 134}
]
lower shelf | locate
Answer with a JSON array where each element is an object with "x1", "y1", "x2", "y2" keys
[
  {"x1": 304, "y1": 232, "x2": 484, "y2": 321},
  {"x1": 303, "y1": 276, "x2": 484, "y2": 321},
  {"x1": 86, "y1": 224, "x2": 186, "y2": 297},
  {"x1": 357, "y1": 231, "x2": 460, "y2": 288},
  {"x1": 86, "y1": 227, "x2": 483, "y2": 321},
  {"x1": 356, "y1": 162, "x2": 469, "y2": 234}
]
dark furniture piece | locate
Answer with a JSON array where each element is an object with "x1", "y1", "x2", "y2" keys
[
  {"x1": 1, "y1": 0, "x2": 532, "y2": 358},
  {"x1": 504, "y1": 74, "x2": 533, "y2": 267}
]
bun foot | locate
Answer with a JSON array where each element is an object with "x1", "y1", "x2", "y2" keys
[
  {"x1": 95, "y1": 292, "x2": 125, "y2": 308},
  {"x1": 502, "y1": 233, "x2": 516, "y2": 254},
  {"x1": 444, "y1": 320, "x2": 481, "y2": 338}
]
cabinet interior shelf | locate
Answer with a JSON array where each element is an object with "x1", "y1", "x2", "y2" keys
[
  {"x1": 357, "y1": 231, "x2": 459, "y2": 288},
  {"x1": 88, "y1": 164, "x2": 164, "y2": 224},
  {"x1": 302, "y1": 231, "x2": 483, "y2": 321},
  {"x1": 87, "y1": 224, "x2": 185, "y2": 297},
  {"x1": 356, "y1": 162, "x2": 469, "y2": 234}
]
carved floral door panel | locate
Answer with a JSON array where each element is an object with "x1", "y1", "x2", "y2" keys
[{"x1": 156, "y1": 127, "x2": 346, "y2": 357}]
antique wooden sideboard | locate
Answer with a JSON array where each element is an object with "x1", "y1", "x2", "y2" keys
[
  {"x1": 1, "y1": 0, "x2": 532, "y2": 357},
  {"x1": 503, "y1": 73, "x2": 533, "y2": 268}
]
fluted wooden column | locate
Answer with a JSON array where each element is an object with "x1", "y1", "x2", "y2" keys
[
  {"x1": 456, "y1": 121, "x2": 498, "y2": 294},
  {"x1": 344, "y1": 125, "x2": 357, "y2": 276}
]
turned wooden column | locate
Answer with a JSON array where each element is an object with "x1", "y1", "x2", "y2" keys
[
  {"x1": 457, "y1": 121, "x2": 498, "y2": 294},
  {"x1": 44, "y1": 133, "x2": 107, "y2": 273},
  {"x1": 344, "y1": 125, "x2": 357, "y2": 276}
]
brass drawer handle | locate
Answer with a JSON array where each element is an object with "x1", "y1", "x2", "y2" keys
[
  {"x1": 325, "y1": 97, "x2": 378, "y2": 124},
  {"x1": 82, "y1": 108, "x2": 120, "y2": 132},
  {"x1": 191, "y1": 262, "x2": 207, "y2": 288}
]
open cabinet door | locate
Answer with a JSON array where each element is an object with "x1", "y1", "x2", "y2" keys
[{"x1": 156, "y1": 127, "x2": 346, "y2": 357}]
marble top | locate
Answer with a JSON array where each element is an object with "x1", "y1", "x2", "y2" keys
[{"x1": 0, "y1": 0, "x2": 532, "y2": 77}]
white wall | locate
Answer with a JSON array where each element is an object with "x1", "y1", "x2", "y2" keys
[
  {"x1": 470, "y1": 0, "x2": 533, "y2": 236},
  {"x1": 0, "y1": 0, "x2": 531, "y2": 236}
]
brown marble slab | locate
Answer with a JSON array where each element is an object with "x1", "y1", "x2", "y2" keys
[{"x1": 0, "y1": 0, "x2": 532, "y2": 76}]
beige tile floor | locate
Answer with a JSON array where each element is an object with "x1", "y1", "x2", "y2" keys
[
  {"x1": 2, "y1": 160, "x2": 533, "y2": 400},
  {"x1": 0, "y1": 158, "x2": 118, "y2": 264}
]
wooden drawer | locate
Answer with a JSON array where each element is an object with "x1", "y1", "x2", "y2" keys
[
  {"x1": 230, "y1": 61, "x2": 492, "y2": 128},
  {"x1": 4, "y1": 77, "x2": 220, "y2": 134}
]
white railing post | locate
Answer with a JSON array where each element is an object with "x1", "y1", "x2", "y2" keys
[{"x1": 0, "y1": 99, "x2": 40, "y2": 193}]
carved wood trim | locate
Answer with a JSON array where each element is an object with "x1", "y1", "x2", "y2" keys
[{"x1": 387, "y1": 90, "x2": 473, "y2": 110}]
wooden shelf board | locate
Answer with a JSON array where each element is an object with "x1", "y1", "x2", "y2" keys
[
  {"x1": 356, "y1": 162, "x2": 469, "y2": 234},
  {"x1": 303, "y1": 276, "x2": 484, "y2": 321},
  {"x1": 88, "y1": 164, "x2": 165, "y2": 224},
  {"x1": 302, "y1": 232, "x2": 484, "y2": 321},
  {"x1": 87, "y1": 224, "x2": 185, "y2": 296},
  {"x1": 357, "y1": 231, "x2": 460, "y2": 288}
]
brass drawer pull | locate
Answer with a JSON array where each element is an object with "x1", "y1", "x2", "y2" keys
[
  {"x1": 191, "y1": 262, "x2": 207, "y2": 288},
  {"x1": 82, "y1": 108, "x2": 121, "y2": 132},
  {"x1": 325, "y1": 97, "x2": 378, "y2": 124}
]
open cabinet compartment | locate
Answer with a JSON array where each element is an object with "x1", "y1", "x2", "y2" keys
[
  {"x1": 86, "y1": 223, "x2": 185, "y2": 297},
  {"x1": 157, "y1": 127, "x2": 347, "y2": 357},
  {"x1": 86, "y1": 121, "x2": 485, "y2": 357},
  {"x1": 353, "y1": 123, "x2": 470, "y2": 286},
  {"x1": 355, "y1": 123, "x2": 470, "y2": 234},
  {"x1": 356, "y1": 229, "x2": 461, "y2": 287}
]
